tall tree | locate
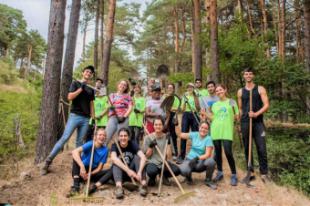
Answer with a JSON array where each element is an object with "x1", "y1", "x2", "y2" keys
[
  {"x1": 192, "y1": 0, "x2": 202, "y2": 79},
  {"x1": 35, "y1": 0, "x2": 67, "y2": 164},
  {"x1": 60, "y1": 0, "x2": 81, "y2": 127},
  {"x1": 208, "y1": 0, "x2": 220, "y2": 82},
  {"x1": 304, "y1": 0, "x2": 310, "y2": 72},
  {"x1": 173, "y1": 7, "x2": 180, "y2": 72},
  {"x1": 94, "y1": 0, "x2": 100, "y2": 71},
  {"x1": 258, "y1": 0, "x2": 270, "y2": 58},
  {"x1": 278, "y1": 0, "x2": 286, "y2": 61},
  {"x1": 100, "y1": 0, "x2": 104, "y2": 71},
  {"x1": 101, "y1": 0, "x2": 116, "y2": 86}
]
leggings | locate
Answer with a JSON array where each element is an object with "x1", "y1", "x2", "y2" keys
[
  {"x1": 145, "y1": 162, "x2": 180, "y2": 181},
  {"x1": 213, "y1": 140, "x2": 236, "y2": 174}
]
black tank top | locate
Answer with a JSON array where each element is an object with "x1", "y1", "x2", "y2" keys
[{"x1": 241, "y1": 85, "x2": 263, "y2": 123}]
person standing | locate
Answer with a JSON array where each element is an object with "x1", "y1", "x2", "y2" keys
[
  {"x1": 199, "y1": 81, "x2": 219, "y2": 122},
  {"x1": 129, "y1": 84, "x2": 146, "y2": 145},
  {"x1": 41, "y1": 66, "x2": 95, "y2": 175},
  {"x1": 237, "y1": 67, "x2": 270, "y2": 182},
  {"x1": 205, "y1": 84, "x2": 239, "y2": 186},
  {"x1": 106, "y1": 80, "x2": 133, "y2": 144},
  {"x1": 195, "y1": 78, "x2": 209, "y2": 97},
  {"x1": 177, "y1": 83, "x2": 200, "y2": 164}
]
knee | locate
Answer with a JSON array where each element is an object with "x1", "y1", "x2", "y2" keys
[{"x1": 204, "y1": 158, "x2": 216, "y2": 168}]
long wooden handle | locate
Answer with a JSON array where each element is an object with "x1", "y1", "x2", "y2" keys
[
  {"x1": 248, "y1": 89, "x2": 253, "y2": 167},
  {"x1": 114, "y1": 140, "x2": 137, "y2": 185},
  {"x1": 158, "y1": 139, "x2": 168, "y2": 194},
  {"x1": 85, "y1": 125, "x2": 98, "y2": 197}
]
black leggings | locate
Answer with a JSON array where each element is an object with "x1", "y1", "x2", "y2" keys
[
  {"x1": 145, "y1": 162, "x2": 180, "y2": 182},
  {"x1": 213, "y1": 140, "x2": 236, "y2": 174},
  {"x1": 72, "y1": 160, "x2": 112, "y2": 185}
]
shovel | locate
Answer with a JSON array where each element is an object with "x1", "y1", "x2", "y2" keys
[
  {"x1": 241, "y1": 89, "x2": 254, "y2": 187},
  {"x1": 157, "y1": 139, "x2": 168, "y2": 196}
]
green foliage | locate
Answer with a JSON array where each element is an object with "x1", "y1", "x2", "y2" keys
[
  {"x1": 0, "y1": 3, "x2": 27, "y2": 55},
  {"x1": 0, "y1": 58, "x2": 17, "y2": 84}
]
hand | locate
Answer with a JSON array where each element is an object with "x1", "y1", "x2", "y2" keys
[
  {"x1": 149, "y1": 139, "x2": 157, "y2": 148},
  {"x1": 127, "y1": 169, "x2": 138, "y2": 179},
  {"x1": 248, "y1": 111, "x2": 258, "y2": 118},
  {"x1": 80, "y1": 81, "x2": 87, "y2": 90},
  {"x1": 134, "y1": 108, "x2": 140, "y2": 113},
  {"x1": 80, "y1": 167, "x2": 88, "y2": 180},
  {"x1": 117, "y1": 116, "x2": 126, "y2": 123},
  {"x1": 189, "y1": 157, "x2": 199, "y2": 169}
]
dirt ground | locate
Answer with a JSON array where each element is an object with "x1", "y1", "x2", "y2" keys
[{"x1": 0, "y1": 146, "x2": 309, "y2": 206}]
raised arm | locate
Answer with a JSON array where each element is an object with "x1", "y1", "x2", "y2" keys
[
  {"x1": 175, "y1": 125, "x2": 190, "y2": 139},
  {"x1": 237, "y1": 88, "x2": 243, "y2": 117}
]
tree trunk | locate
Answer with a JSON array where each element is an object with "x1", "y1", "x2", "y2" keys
[
  {"x1": 101, "y1": 0, "x2": 116, "y2": 87},
  {"x1": 181, "y1": 7, "x2": 187, "y2": 52},
  {"x1": 59, "y1": 0, "x2": 81, "y2": 137},
  {"x1": 258, "y1": 0, "x2": 270, "y2": 58},
  {"x1": 26, "y1": 44, "x2": 32, "y2": 78},
  {"x1": 94, "y1": 0, "x2": 100, "y2": 71},
  {"x1": 295, "y1": 0, "x2": 303, "y2": 62},
  {"x1": 173, "y1": 7, "x2": 180, "y2": 73},
  {"x1": 304, "y1": 0, "x2": 310, "y2": 72},
  {"x1": 100, "y1": 0, "x2": 104, "y2": 73},
  {"x1": 82, "y1": 20, "x2": 88, "y2": 60},
  {"x1": 191, "y1": 0, "x2": 202, "y2": 80},
  {"x1": 208, "y1": 0, "x2": 220, "y2": 83},
  {"x1": 278, "y1": 0, "x2": 286, "y2": 61},
  {"x1": 246, "y1": 0, "x2": 255, "y2": 35},
  {"x1": 35, "y1": 0, "x2": 66, "y2": 164}
]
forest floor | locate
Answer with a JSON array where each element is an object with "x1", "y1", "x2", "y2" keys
[{"x1": 0, "y1": 138, "x2": 309, "y2": 206}]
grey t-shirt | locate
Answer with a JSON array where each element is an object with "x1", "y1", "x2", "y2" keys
[
  {"x1": 143, "y1": 134, "x2": 167, "y2": 167},
  {"x1": 200, "y1": 95, "x2": 219, "y2": 111}
]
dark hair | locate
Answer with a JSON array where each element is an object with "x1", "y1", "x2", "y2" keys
[
  {"x1": 195, "y1": 78, "x2": 202, "y2": 82},
  {"x1": 96, "y1": 78, "x2": 103, "y2": 83},
  {"x1": 118, "y1": 128, "x2": 131, "y2": 136},
  {"x1": 243, "y1": 67, "x2": 254, "y2": 74},
  {"x1": 206, "y1": 80, "x2": 216, "y2": 87},
  {"x1": 199, "y1": 121, "x2": 210, "y2": 129},
  {"x1": 153, "y1": 116, "x2": 165, "y2": 126},
  {"x1": 83, "y1": 65, "x2": 95, "y2": 73},
  {"x1": 215, "y1": 84, "x2": 227, "y2": 90}
]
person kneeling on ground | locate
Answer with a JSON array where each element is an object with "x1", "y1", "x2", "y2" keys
[
  {"x1": 111, "y1": 128, "x2": 148, "y2": 199},
  {"x1": 68, "y1": 128, "x2": 112, "y2": 196},
  {"x1": 143, "y1": 117, "x2": 180, "y2": 187},
  {"x1": 175, "y1": 122, "x2": 217, "y2": 190}
]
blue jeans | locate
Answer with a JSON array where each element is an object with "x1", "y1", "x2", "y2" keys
[{"x1": 48, "y1": 113, "x2": 89, "y2": 161}]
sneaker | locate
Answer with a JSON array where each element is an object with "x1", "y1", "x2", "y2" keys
[
  {"x1": 205, "y1": 179, "x2": 217, "y2": 190},
  {"x1": 148, "y1": 178, "x2": 156, "y2": 187},
  {"x1": 41, "y1": 159, "x2": 52, "y2": 176},
  {"x1": 176, "y1": 156, "x2": 184, "y2": 165},
  {"x1": 66, "y1": 186, "x2": 80, "y2": 198},
  {"x1": 88, "y1": 184, "x2": 97, "y2": 195},
  {"x1": 230, "y1": 174, "x2": 238, "y2": 186},
  {"x1": 213, "y1": 171, "x2": 224, "y2": 182},
  {"x1": 139, "y1": 185, "x2": 147, "y2": 197},
  {"x1": 115, "y1": 186, "x2": 124, "y2": 199},
  {"x1": 261, "y1": 174, "x2": 271, "y2": 183},
  {"x1": 162, "y1": 177, "x2": 171, "y2": 186}
]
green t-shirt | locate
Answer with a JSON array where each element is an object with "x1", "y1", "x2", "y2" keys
[
  {"x1": 196, "y1": 88, "x2": 209, "y2": 97},
  {"x1": 210, "y1": 99, "x2": 239, "y2": 140},
  {"x1": 94, "y1": 96, "x2": 109, "y2": 127},
  {"x1": 129, "y1": 96, "x2": 146, "y2": 127},
  {"x1": 181, "y1": 94, "x2": 198, "y2": 112},
  {"x1": 171, "y1": 96, "x2": 181, "y2": 111}
]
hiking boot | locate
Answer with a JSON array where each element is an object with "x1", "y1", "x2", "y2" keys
[
  {"x1": 261, "y1": 174, "x2": 271, "y2": 183},
  {"x1": 205, "y1": 179, "x2": 217, "y2": 190},
  {"x1": 162, "y1": 177, "x2": 171, "y2": 186},
  {"x1": 213, "y1": 171, "x2": 224, "y2": 182},
  {"x1": 186, "y1": 176, "x2": 194, "y2": 185},
  {"x1": 176, "y1": 156, "x2": 184, "y2": 165},
  {"x1": 139, "y1": 184, "x2": 148, "y2": 197},
  {"x1": 88, "y1": 184, "x2": 97, "y2": 195},
  {"x1": 115, "y1": 186, "x2": 124, "y2": 199},
  {"x1": 41, "y1": 159, "x2": 52, "y2": 176},
  {"x1": 148, "y1": 178, "x2": 156, "y2": 187},
  {"x1": 66, "y1": 186, "x2": 80, "y2": 198},
  {"x1": 230, "y1": 174, "x2": 238, "y2": 186}
]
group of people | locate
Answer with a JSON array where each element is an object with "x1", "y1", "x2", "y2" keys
[{"x1": 40, "y1": 65, "x2": 270, "y2": 199}]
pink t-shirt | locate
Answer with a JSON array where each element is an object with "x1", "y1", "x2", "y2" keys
[{"x1": 109, "y1": 93, "x2": 132, "y2": 117}]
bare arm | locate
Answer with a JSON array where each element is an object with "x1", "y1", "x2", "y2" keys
[
  {"x1": 257, "y1": 86, "x2": 269, "y2": 115},
  {"x1": 72, "y1": 147, "x2": 85, "y2": 169},
  {"x1": 68, "y1": 88, "x2": 83, "y2": 101},
  {"x1": 123, "y1": 104, "x2": 133, "y2": 118},
  {"x1": 111, "y1": 151, "x2": 131, "y2": 174},
  {"x1": 199, "y1": 146, "x2": 213, "y2": 160},
  {"x1": 137, "y1": 150, "x2": 147, "y2": 175},
  {"x1": 91, "y1": 163, "x2": 104, "y2": 175},
  {"x1": 237, "y1": 88, "x2": 243, "y2": 117}
]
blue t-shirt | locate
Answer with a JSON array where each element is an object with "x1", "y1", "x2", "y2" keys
[
  {"x1": 81, "y1": 141, "x2": 108, "y2": 169},
  {"x1": 186, "y1": 132, "x2": 213, "y2": 160}
]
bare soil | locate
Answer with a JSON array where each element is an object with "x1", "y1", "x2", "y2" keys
[{"x1": 0, "y1": 148, "x2": 309, "y2": 206}]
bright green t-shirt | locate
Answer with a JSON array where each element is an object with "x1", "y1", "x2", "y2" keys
[
  {"x1": 129, "y1": 96, "x2": 146, "y2": 127},
  {"x1": 196, "y1": 88, "x2": 209, "y2": 97},
  {"x1": 94, "y1": 96, "x2": 109, "y2": 127},
  {"x1": 181, "y1": 94, "x2": 198, "y2": 112},
  {"x1": 210, "y1": 99, "x2": 239, "y2": 141},
  {"x1": 171, "y1": 96, "x2": 181, "y2": 111}
]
